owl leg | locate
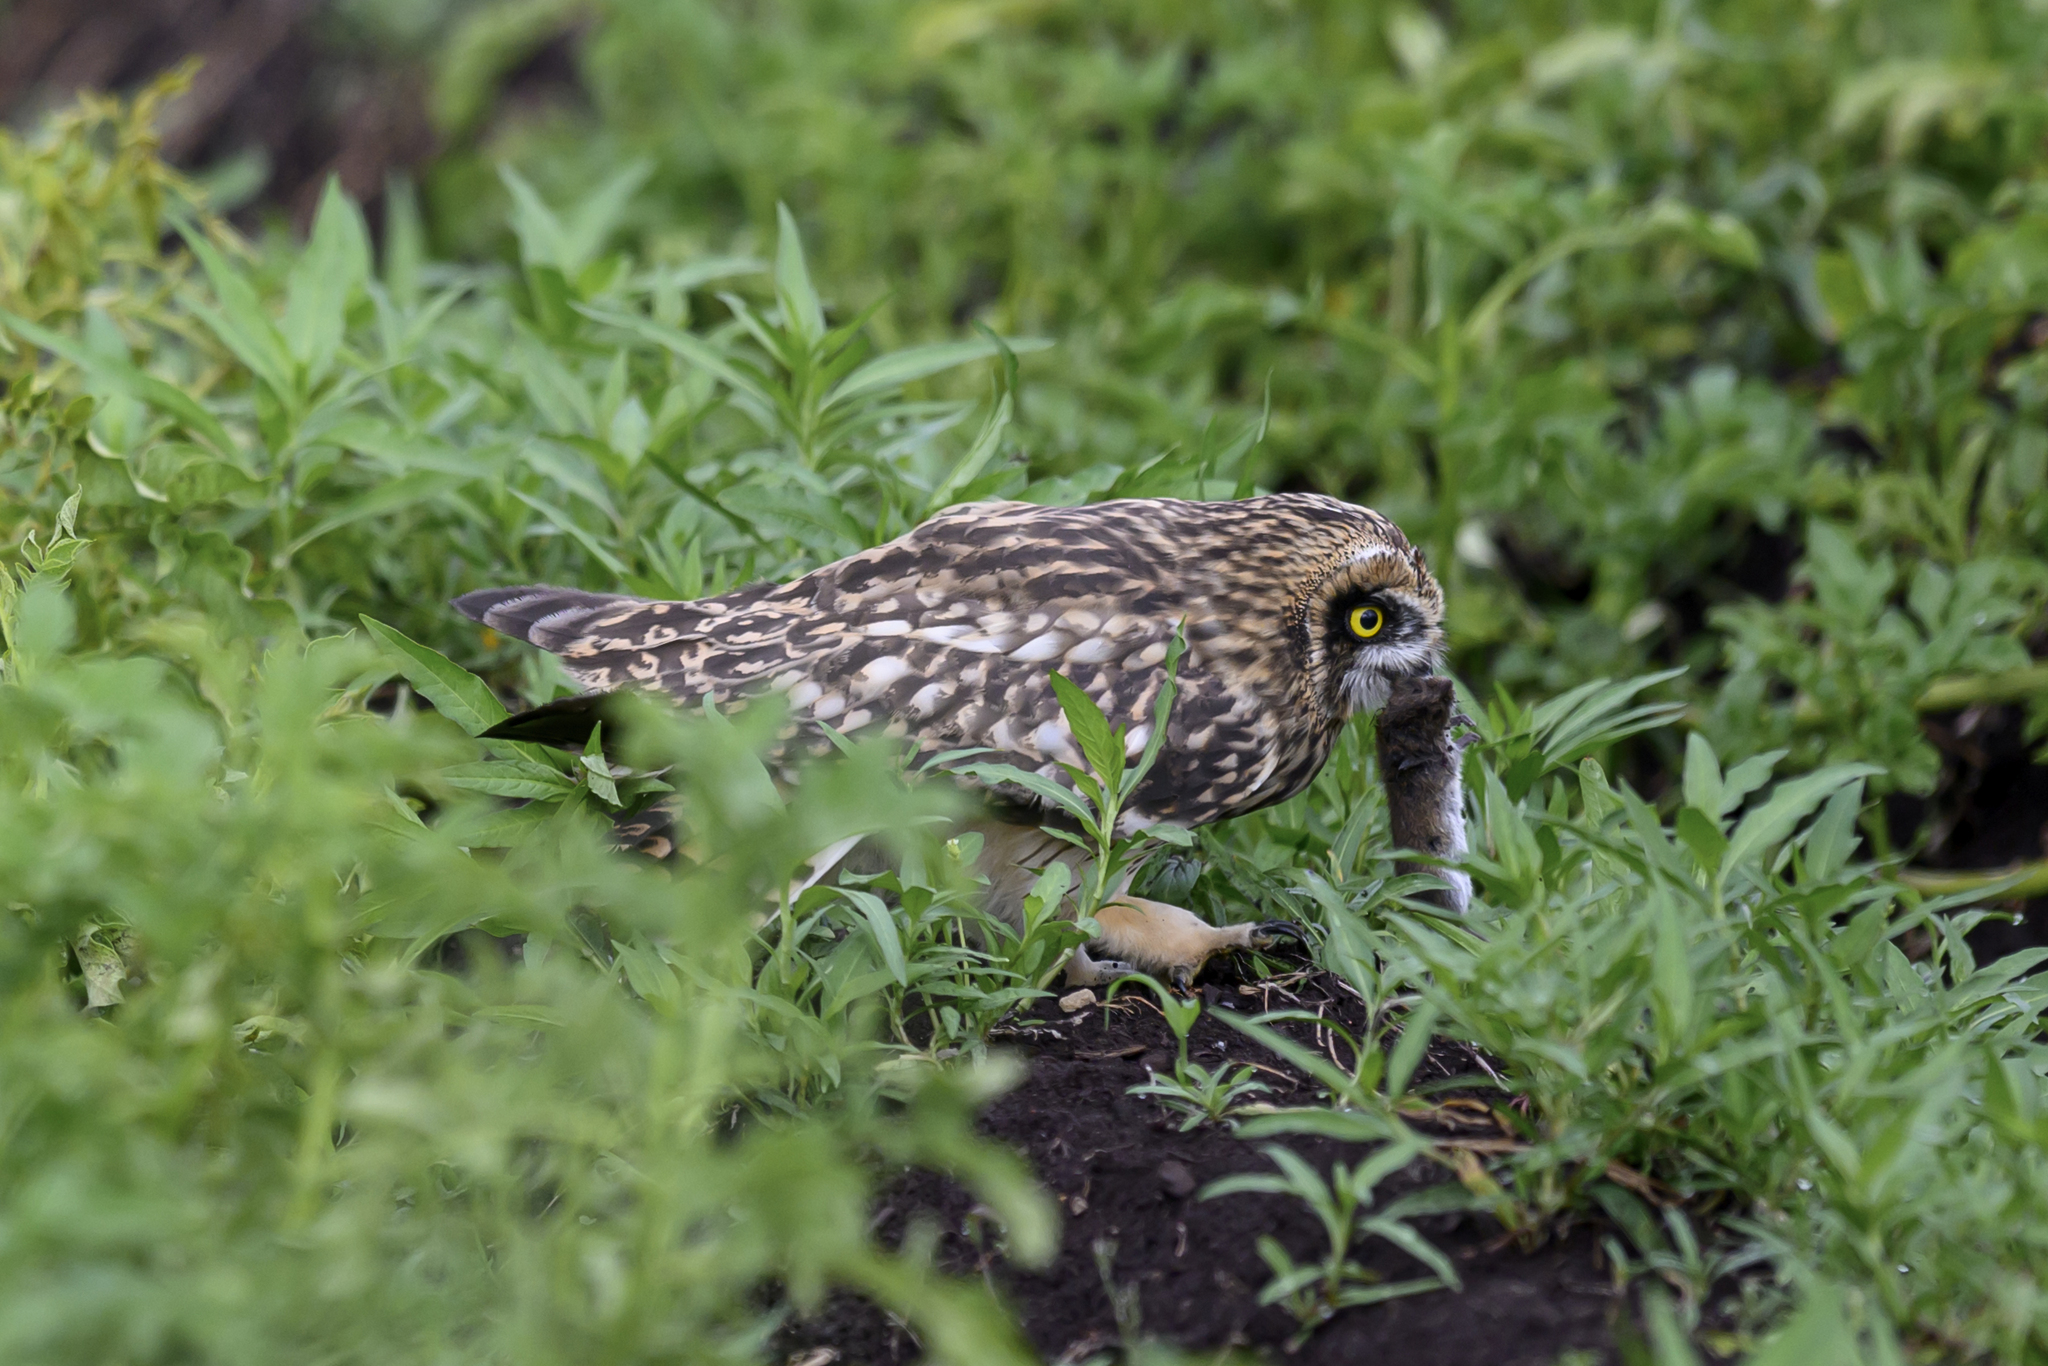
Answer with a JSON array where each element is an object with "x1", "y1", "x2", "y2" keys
[{"x1": 1066, "y1": 897, "x2": 1308, "y2": 991}]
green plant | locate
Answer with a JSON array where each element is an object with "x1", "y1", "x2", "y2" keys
[
  {"x1": 1128, "y1": 1058, "x2": 1274, "y2": 1133},
  {"x1": 0, "y1": 574, "x2": 1055, "y2": 1363},
  {"x1": 949, "y1": 633, "x2": 1197, "y2": 927},
  {"x1": 1113, "y1": 972, "x2": 1272, "y2": 1130},
  {"x1": 1594, "y1": 1191, "x2": 1769, "y2": 1331},
  {"x1": 1201, "y1": 1127, "x2": 1467, "y2": 1347},
  {"x1": 1373, "y1": 697, "x2": 2048, "y2": 1354}
]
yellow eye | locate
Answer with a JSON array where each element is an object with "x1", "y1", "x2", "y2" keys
[{"x1": 1347, "y1": 605, "x2": 1385, "y2": 639}]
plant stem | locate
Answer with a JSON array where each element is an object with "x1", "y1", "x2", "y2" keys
[
  {"x1": 1915, "y1": 665, "x2": 2048, "y2": 713},
  {"x1": 1898, "y1": 861, "x2": 2048, "y2": 899}
]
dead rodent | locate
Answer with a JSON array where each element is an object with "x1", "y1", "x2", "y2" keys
[{"x1": 1375, "y1": 675, "x2": 1471, "y2": 913}]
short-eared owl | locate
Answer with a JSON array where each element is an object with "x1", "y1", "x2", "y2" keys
[{"x1": 457, "y1": 493, "x2": 1454, "y2": 985}]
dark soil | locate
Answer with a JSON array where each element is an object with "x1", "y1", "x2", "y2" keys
[{"x1": 777, "y1": 971, "x2": 1627, "y2": 1365}]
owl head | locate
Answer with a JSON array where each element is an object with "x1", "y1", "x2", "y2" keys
[{"x1": 1294, "y1": 528, "x2": 1446, "y2": 721}]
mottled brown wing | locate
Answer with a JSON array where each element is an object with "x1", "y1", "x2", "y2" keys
[{"x1": 456, "y1": 499, "x2": 1335, "y2": 828}]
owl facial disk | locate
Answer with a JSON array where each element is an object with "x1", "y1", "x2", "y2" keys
[{"x1": 1312, "y1": 556, "x2": 1444, "y2": 718}]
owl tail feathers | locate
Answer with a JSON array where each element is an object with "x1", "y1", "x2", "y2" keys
[{"x1": 452, "y1": 585, "x2": 646, "y2": 652}]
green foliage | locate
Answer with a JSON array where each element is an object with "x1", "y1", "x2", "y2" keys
[
  {"x1": 0, "y1": 600, "x2": 1054, "y2": 1363},
  {"x1": 1202, "y1": 1125, "x2": 1468, "y2": 1346},
  {"x1": 380, "y1": 0, "x2": 2048, "y2": 768},
  {"x1": 1115, "y1": 973, "x2": 1274, "y2": 1131},
  {"x1": 1709, "y1": 525, "x2": 2046, "y2": 794},
  {"x1": 0, "y1": 84, "x2": 1083, "y2": 1356},
  {"x1": 950, "y1": 627, "x2": 1197, "y2": 925},
  {"x1": 1292, "y1": 708, "x2": 2048, "y2": 1358},
  {"x1": 5, "y1": 3, "x2": 2048, "y2": 1355}
]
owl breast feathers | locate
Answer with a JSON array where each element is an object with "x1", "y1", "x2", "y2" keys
[{"x1": 456, "y1": 493, "x2": 1444, "y2": 830}]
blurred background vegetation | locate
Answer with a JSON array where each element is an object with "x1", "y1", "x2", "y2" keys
[
  {"x1": 3, "y1": 1, "x2": 2048, "y2": 1361},
  {"x1": 11, "y1": 0, "x2": 2044, "y2": 842}
]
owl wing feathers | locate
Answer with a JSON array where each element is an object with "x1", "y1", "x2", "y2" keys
[{"x1": 456, "y1": 500, "x2": 1331, "y2": 828}]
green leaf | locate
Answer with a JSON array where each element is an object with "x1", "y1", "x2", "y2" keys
[
  {"x1": 827, "y1": 337, "x2": 1051, "y2": 411},
  {"x1": 505, "y1": 488, "x2": 632, "y2": 578},
  {"x1": 502, "y1": 160, "x2": 651, "y2": 276},
  {"x1": 1803, "y1": 1106, "x2": 1862, "y2": 1183},
  {"x1": 1717, "y1": 749, "x2": 1786, "y2": 816},
  {"x1": 175, "y1": 221, "x2": 301, "y2": 404},
  {"x1": 1650, "y1": 893, "x2": 1695, "y2": 1050},
  {"x1": 1199, "y1": 1172, "x2": 1293, "y2": 1201},
  {"x1": 1359, "y1": 1215, "x2": 1461, "y2": 1291},
  {"x1": 360, "y1": 615, "x2": 509, "y2": 736},
  {"x1": 1980, "y1": 1051, "x2": 2036, "y2": 1143},
  {"x1": 0, "y1": 308, "x2": 236, "y2": 455},
  {"x1": 841, "y1": 888, "x2": 908, "y2": 986},
  {"x1": 1128, "y1": 625, "x2": 1187, "y2": 792},
  {"x1": 947, "y1": 760, "x2": 1094, "y2": 826},
  {"x1": 577, "y1": 303, "x2": 779, "y2": 412},
  {"x1": 925, "y1": 393, "x2": 1012, "y2": 514},
  {"x1": 580, "y1": 723, "x2": 620, "y2": 805},
  {"x1": 382, "y1": 173, "x2": 426, "y2": 306},
  {"x1": 1641, "y1": 1288, "x2": 1704, "y2": 1366},
  {"x1": 1326, "y1": 1278, "x2": 1445, "y2": 1310},
  {"x1": 284, "y1": 177, "x2": 371, "y2": 385},
  {"x1": 1384, "y1": 1001, "x2": 1438, "y2": 1100},
  {"x1": 1674, "y1": 806, "x2": 1728, "y2": 872},
  {"x1": 1020, "y1": 860, "x2": 1074, "y2": 931},
  {"x1": 1803, "y1": 780, "x2": 1865, "y2": 881},
  {"x1": 442, "y1": 760, "x2": 578, "y2": 800},
  {"x1": 1681, "y1": 732, "x2": 1722, "y2": 817},
  {"x1": 1746, "y1": 1282, "x2": 1860, "y2": 1366},
  {"x1": 1724, "y1": 764, "x2": 1885, "y2": 872},
  {"x1": 1048, "y1": 671, "x2": 1121, "y2": 787},
  {"x1": 718, "y1": 482, "x2": 863, "y2": 557},
  {"x1": 441, "y1": 802, "x2": 557, "y2": 848},
  {"x1": 283, "y1": 470, "x2": 463, "y2": 560},
  {"x1": 773, "y1": 203, "x2": 826, "y2": 343}
]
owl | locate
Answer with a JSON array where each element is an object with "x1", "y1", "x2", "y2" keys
[{"x1": 456, "y1": 493, "x2": 1451, "y2": 986}]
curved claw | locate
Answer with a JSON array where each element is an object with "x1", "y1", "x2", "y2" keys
[
  {"x1": 1168, "y1": 963, "x2": 1195, "y2": 993},
  {"x1": 1247, "y1": 920, "x2": 1312, "y2": 953}
]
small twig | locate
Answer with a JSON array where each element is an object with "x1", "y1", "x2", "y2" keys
[
  {"x1": 1603, "y1": 1159, "x2": 1678, "y2": 1205},
  {"x1": 988, "y1": 1024, "x2": 1063, "y2": 1043},
  {"x1": 1327, "y1": 974, "x2": 1370, "y2": 1005},
  {"x1": 1310, "y1": 1003, "x2": 1350, "y2": 1074},
  {"x1": 1430, "y1": 1137, "x2": 1527, "y2": 1154},
  {"x1": 1465, "y1": 1042, "x2": 1507, "y2": 1089},
  {"x1": 1404, "y1": 1099, "x2": 1496, "y2": 1130},
  {"x1": 1241, "y1": 1061, "x2": 1300, "y2": 1087}
]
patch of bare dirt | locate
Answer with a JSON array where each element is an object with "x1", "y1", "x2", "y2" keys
[{"x1": 778, "y1": 971, "x2": 1625, "y2": 1364}]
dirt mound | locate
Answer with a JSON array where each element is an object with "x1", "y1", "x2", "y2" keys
[{"x1": 779, "y1": 972, "x2": 1626, "y2": 1364}]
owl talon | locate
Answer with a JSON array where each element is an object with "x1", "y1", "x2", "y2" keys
[{"x1": 1247, "y1": 920, "x2": 1311, "y2": 954}]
